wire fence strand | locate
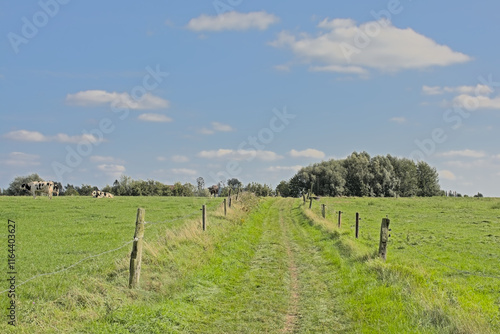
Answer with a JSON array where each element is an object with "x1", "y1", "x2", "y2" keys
[
  {"x1": 0, "y1": 239, "x2": 134, "y2": 295},
  {"x1": 2, "y1": 199, "x2": 226, "y2": 295}
]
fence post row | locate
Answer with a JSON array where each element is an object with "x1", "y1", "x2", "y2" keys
[
  {"x1": 202, "y1": 204, "x2": 207, "y2": 231},
  {"x1": 378, "y1": 218, "x2": 390, "y2": 261},
  {"x1": 355, "y1": 212, "x2": 359, "y2": 239},
  {"x1": 129, "y1": 208, "x2": 145, "y2": 289}
]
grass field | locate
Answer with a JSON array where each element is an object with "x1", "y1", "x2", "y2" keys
[
  {"x1": 305, "y1": 196, "x2": 500, "y2": 333},
  {"x1": 0, "y1": 195, "x2": 499, "y2": 333}
]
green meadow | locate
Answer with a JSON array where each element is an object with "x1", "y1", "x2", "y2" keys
[{"x1": 0, "y1": 195, "x2": 498, "y2": 333}]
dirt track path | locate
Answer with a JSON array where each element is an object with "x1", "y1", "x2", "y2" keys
[{"x1": 184, "y1": 198, "x2": 347, "y2": 333}]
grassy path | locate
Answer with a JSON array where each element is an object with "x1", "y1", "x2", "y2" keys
[{"x1": 168, "y1": 197, "x2": 348, "y2": 333}]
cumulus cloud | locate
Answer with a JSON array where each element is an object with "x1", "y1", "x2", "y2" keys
[
  {"x1": 289, "y1": 148, "x2": 325, "y2": 159},
  {"x1": 4, "y1": 130, "x2": 103, "y2": 144},
  {"x1": 138, "y1": 113, "x2": 173, "y2": 122},
  {"x1": 199, "y1": 122, "x2": 235, "y2": 135},
  {"x1": 66, "y1": 90, "x2": 169, "y2": 110},
  {"x1": 422, "y1": 84, "x2": 493, "y2": 96},
  {"x1": 171, "y1": 168, "x2": 197, "y2": 176},
  {"x1": 270, "y1": 18, "x2": 471, "y2": 75},
  {"x1": 439, "y1": 170, "x2": 456, "y2": 181},
  {"x1": 266, "y1": 165, "x2": 302, "y2": 172},
  {"x1": 436, "y1": 149, "x2": 486, "y2": 158},
  {"x1": 198, "y1": 149, "x2": 282, "y2": 161},
  {"x1": 452, "y1": 94, "x2": 500, "y2": 110},
  {"x1": 97, "y1": 164, "x2": 126, "y2": 177},
  {"x1": 186, "y1": 11, "x2": 279, "y2": 32},
  {"x1": 90, "y1": 156, "x2": 124, "y2": 164},
  {"x1": 1, "y1": 152, "x2": 40, "y2": 167},
  {"x1": 212, "y1": 122, "x2": 234, "y2": 132},
  {"x1": 4, "y1": 130, "x2": 46, "y2": 142}
]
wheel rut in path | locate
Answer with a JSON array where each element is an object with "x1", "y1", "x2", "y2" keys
[{"x1": 279, "y1": 206, "x2": 300, "y2": 334}]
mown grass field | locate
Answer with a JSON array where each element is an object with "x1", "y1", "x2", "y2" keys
[
  {"x1": 305, "y1": 196, "x2": 500, "y2": 333},
  {"x1": 0, "y1": 195, "x2": 499, "y2": 333}
]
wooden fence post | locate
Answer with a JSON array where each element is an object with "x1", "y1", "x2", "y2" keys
[
  {"x1": 302, "y1": 193, "x2": 306, "y2": 204},
  {"x1": 309, "y1": 198, "x2": 313, "y2": 209},
  {"x1": 322, "y1": 204, "x2": 326, "y2": 218},
  {"x1": 224, "y1": 198, "x2": 227, "y2": 216},
  {"x1": 378, "y1": 218, "x2": 390, "y2": 261},
  {"x1": 236, "y1": 187, "x2": 240, "y2": 201},
  {"x1": 355, "y1": 212, "x2": 360, "y2": 239},
  {"x1": 129, "y1": 208, "x2": 145, "y2": 289},
  {"x1": 202, "y1": 204, "x2": 207, "y2": 231},
  {"x1": 338, "y1": 211, "x2": 342, "y2": 228}
]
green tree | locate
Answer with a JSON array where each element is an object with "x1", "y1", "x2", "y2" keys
[
  {"x1": 6, "y1": 173, "x2": 42, "y2": 196},
  {"x1": 78, "y1": 184, "x2": 94, "y2": 196},
  {"x1": 276, "y1": 180, "x2": 290, "y2": 197},
  {"x1": 416, "y1": 161, "x2": 441, "y2": 197},
  {"x1": 343, "y1": 152, "x2": 373, "y2": 196},
  {"x1": 64, "y1": 184, "x2": 79, "y2": 196}
]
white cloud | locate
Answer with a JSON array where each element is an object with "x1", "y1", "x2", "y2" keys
[
  {"x1": 97, "y1": 164, "x2": 126, "y2": 177},
  {"x1": 138, "y1": 113, "x2": 173, "y2": 122},
  {"x1": 199, "y1": 122, "x2": 235, "y2": 135},
  {"x1": 53, "y1": 133, "x2": 101, "y2": 144},
  {"x1": 389, "y1": 117, "x2": 407, "y2": 124},
  {"x1": 439, "y1": 170, "x2": 456, "y2": 181},
  {"x1": 157, "y1": 156, "x2": 167, "y2": 161},
  {"x1": 266, "y1": 165, "x2": 302, "y2": 172},
  {"x1": 198, "y1": 149, "x2": 282, "y2": 161},
  {"x1": 422, "y1": 85, "x2": 444, "y2": 95},
  {"x1": 172, "y1": 155, "x2": 189, "y2": 163},
  {"x1": 422, "y1": 84, "x2": 493, "y2": 96},
  {"x1": 444, "y1": 160, "x2": 488, "y2": 169},
  {"x1": 289, "y1": 148, "x2": 325, "y2": 159},
  {"x1": 186, "y1": 11, "x2": 279, "y2": 32},
  {"x1": 199, "y1": 128, "x2": 215, "y2": 135},
  {"x1": 90, "y1": 156, "x2": 124, "y2": 164},
  {"x1": 4, "y1": 130, "x2": 103, "y2": 144},
  {"x1": 171, "y1": 168, "x2": 197, "y2": 176},
  {"x1": 309, "y1": 65, "x2": 368, "y2": 75},
  {"x1": 437, "y1": 149, "x2": 486, "y2": 158},
  {"x1": 4, "y1": 130, "x2": 46, "y2": 142},
  {"x1": 211, "y1": 122, "x2": 234, "y2": 132},
  {"x1": 66, "y1": 90, "x2": 169, "y2": 110},
  {"x1": 1, "y1": 152, "x2": 40, "y2": 167},
  {"x1": 270, "y1": 18, "x2": 471, "y2": 75},
  {"x1": 452, "y1": 94, "x2": 500, "y2": 110}
]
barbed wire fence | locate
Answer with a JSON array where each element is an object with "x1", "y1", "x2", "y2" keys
[
  {"x1": 306, "y1": 199, "x2": 500, "y2": 281},
  {"x1": 1, "y1": 197, "x2": 229, "y2": 295}
]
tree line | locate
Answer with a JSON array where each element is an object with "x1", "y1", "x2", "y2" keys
[
  {"x1": 1, "y1": 153, "x2": 449, "y2": 198},
  {"x1": 276, "y1": 152, "x2": 442, "y2": 198},
  {"x1": 2, "y1": 174, "x2": 274, "y2": 197}
]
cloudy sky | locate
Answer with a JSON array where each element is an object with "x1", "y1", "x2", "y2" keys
[{"x1": 1, "y1": 1, "x2": 500, "y2": 196}]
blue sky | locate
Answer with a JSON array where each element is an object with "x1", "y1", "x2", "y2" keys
[{"x1": 1, "y1": 0, "x2": 500, "y2": 196}]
